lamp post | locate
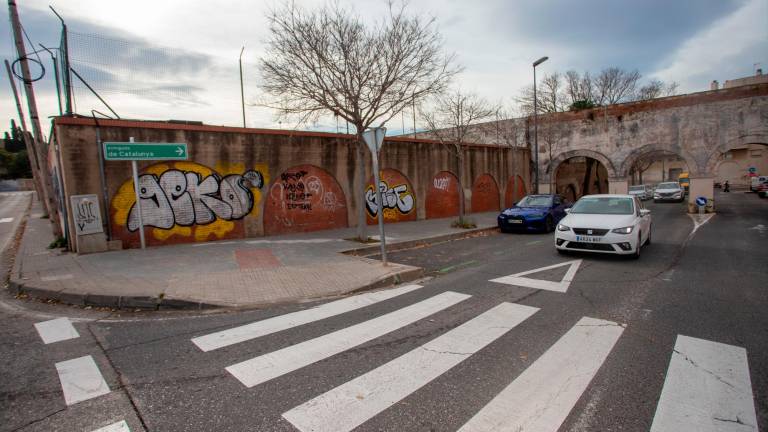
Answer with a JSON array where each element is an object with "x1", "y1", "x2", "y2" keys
[{"x1": 532, "y1": 56, "x2": 548, "y2": 193}]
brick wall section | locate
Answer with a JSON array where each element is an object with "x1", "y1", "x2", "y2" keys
[{"x1": 52, "y1": 118, "x2": 529, "y2": 249}]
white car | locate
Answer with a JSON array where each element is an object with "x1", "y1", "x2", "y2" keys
[
  {"x1": 628, "y1": 184, "x2": 652, "y2": 200},
  {"x1": 554, "y1": 194, "x2": 652, "y2": 258},
  {"x1": 653, "y1": 182, "x2": 685, "y2": 203}
]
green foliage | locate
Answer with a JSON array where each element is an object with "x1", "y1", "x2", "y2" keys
[
  {"x1": 48, "y1": 236, "x2": 67, "y2": 249},
  {"x1": 451, "y1": 217, "x2": 477, "y2": 229},
  {"x1": 0, "y1": 149, "x2": 32, "y2": 179},
  {"x1": 3, "y1": 120, "x2": 26, "y2": 153},
  {"x1": 569, "y1": 99, "x2": 597, "y2": 111}
]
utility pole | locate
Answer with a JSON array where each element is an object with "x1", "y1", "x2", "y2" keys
[
  {"x1": 4, "y1": 59, "x2": 43, "y2": 199},
  {"x1": 239, "y1": 46, "x2": 246, "y2": 128},
  {"x1": 8, "y1": 0, "x2": 62, "y2": 236}
]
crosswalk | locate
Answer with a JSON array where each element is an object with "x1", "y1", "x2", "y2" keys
[{"x1": 191, "y1": 261, "x2": 760, "y2": 432}]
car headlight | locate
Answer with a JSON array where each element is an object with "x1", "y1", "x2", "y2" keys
[
  {"x1": 611, "y1": 226, "x2": 634, "y2": 234},
  {"x1": 557, "y1": 224, "x2": 571, "y2": 232}
]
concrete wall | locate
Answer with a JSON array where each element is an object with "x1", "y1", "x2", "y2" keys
[{"x1": 52, "y1": 118, "x2": 529, "y2": 251}]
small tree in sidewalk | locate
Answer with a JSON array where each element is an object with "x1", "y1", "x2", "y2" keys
[{"x1": 420, "y1": 89, "x2": 499, "y2": 225}]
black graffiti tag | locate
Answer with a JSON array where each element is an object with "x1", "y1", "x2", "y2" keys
[{"x1": 365, "y1": 181, "x2": 415, "y2": 217}]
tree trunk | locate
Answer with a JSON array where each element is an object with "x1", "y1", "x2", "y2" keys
[
  {"x1": 582, "y1": 158, "x2": 595, "y2": 197},
  {"x1": 457, "y1": 146, "x2": 465, "y2": 221},
  {"x1": 355, "y1": 133, "x2": 368, "y2": 241}
]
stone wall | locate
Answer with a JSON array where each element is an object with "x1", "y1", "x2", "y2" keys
[{"x1": 51, "y1": 118, "x2": 529, "y2": 251}]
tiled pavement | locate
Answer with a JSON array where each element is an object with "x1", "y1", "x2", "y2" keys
[{"x1": 9, "y1": 196, "x2": 498, "y2": 309}]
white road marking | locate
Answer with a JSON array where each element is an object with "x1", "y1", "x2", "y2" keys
[
  {"x1": 650, "y1": 335, "x2": 757, "y2": 432},
  {"x1": 55, "y1": 355, "x2": 111, "y2": 405},
  {"x1": 40, "y1": 274, "x2": 74, "y2": 282},
  {"x1": 226, "y1": 291, "x2": 471, "y2": 387},
  {"x1": 34, "y1": 317, "x2": 80, "y2": 344},
  {"x1": 91, "y1": 420, "x2": 131, "y2": 432},
  {"x1": 687, "y1": 213, "x2": 715, "y2": 238},
  {"x1": 489, "y1": 259, "x2": 582, "y2": 292},
  {"x1": 458, "y1": 316, "x2": 624, "y2": 432},
  {"x1": 0, "y1": 217, "x2": 13, "y2": 223},
  {"x1": 246, "y1": 238, "x2": 342, "y2": 244},
  {"x1": 283, "y1": 302, "x2": 539, "y2": 432},
  {"x1": 192, "y1": 284, "x2": 424, "y2": 351}
]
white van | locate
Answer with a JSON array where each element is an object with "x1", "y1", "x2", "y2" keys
[{"x1": 750, "y1": 176, "x2": 768, "y2": 191}]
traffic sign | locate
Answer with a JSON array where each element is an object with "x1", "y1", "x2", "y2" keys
[
  {"x1": 103, "y1": 142, "x2": 188, "y2": 161},
  {"x1": 695, "y1": 196, "x2": 707, "y2": 207},
  {"x1": 748, "y1": 166, "x2": 757, "y2": 173},
  {"x1": 362, "y1": 128, "x2": 386, "y2": 154}
]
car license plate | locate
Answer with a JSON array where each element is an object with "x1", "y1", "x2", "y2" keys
[
  {"x1": 576, "y1": 235, "x2": 600, "y2": 243},
  {"x1": 509, "y1": 220, "x2": 523, "y2": 224}
]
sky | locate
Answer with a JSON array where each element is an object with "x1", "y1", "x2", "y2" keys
[{"x1": 2, "y1": 0, "x2": 766, "y2": 137}]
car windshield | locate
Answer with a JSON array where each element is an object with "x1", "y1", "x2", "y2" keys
[
  {"x1": 629, "y1": 186, "x2": 645, "y2": 191},
  {"x1": 516, "y1": 195, "x2": 553, "y2": 207},
  {"x1": 657, "y1": 182, "x2": 679, "y2": 189},
  {"x1": 570, "y1": 197, "x2": 634, "y2": 215}
]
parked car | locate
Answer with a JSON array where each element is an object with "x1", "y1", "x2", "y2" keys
[
  {"x1": 628, "y1": 184, "x2": 652, "y2": 200},
  {"x1": 751, "y1": 176, "x2": 768, "y2": 192},
  {"x1": 757, "y1": 181, "x2": 768, "y2": 198},
  {"x1": 654, "y1": 182, "x2": 686, "y2": 203},
  {"x1": 555, "y1": 194, "x2": 652, "y2": 259},
  {"x1": 497, "y1": 194, "x2": 571, "y2": 233}
]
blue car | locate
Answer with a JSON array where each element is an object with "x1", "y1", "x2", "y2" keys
[{"x1": 498, "y1": 194, "x2": 571, "y2": 233}]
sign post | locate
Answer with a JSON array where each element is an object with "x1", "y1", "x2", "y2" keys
[
  {"x1": 104, "y1": 139, "x2": 188, "y2": 249},
  {"x1": 362, "y1": 127, "x2": 388, "y2": 266}
]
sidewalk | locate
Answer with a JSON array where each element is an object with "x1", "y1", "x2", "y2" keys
[{"x1": 9, "y1": 197, "x2": 498, "y2": 309}]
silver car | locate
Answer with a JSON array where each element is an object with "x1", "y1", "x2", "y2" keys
[
  {"x1": 653, "y1": 182, "x2": 685, "y2": 203},
  {"x1": 628, "y1": 184, "x2": 651, "y2": 200}
]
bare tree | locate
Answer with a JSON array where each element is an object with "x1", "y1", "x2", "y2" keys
[
  {"x1": 258, "y1": 1, "x2": 460, "y2": 240},
  {"x1": 564, "y1": 70, "x2": 593, "y2": 106},
  {"x1": 593, "y1": 67, "x2": 641, "y2": 105},
  {"x1": 515, "y1": 72, "x2": 566, "y2": 116},
  {"x1": 420, "y1": 90, "x2": 499, "y2": 222},
  {"x1": 636, "y1": 79, "x2": 679, "y2": 100},
  {"x1": 539, "y1": 121, "x2": 570, "y2": 192}
]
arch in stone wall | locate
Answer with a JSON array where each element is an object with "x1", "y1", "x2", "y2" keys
[
  {"x1": 425, "y1": 171, "x2": 461, "y2": 219},
  {"x1": 504, "y1": 175, "x2": 527, "y2": 207},
  {"x1": 263, "y1": 164, "x2": 348, "y2": 235},
  {"x1": 471, "y1": 173, "x2": 500, "y2": 213},
  {"x1": 547, "y1": 149, "x2": 616, "y2": 180},
  {"x1": 619, "y1": 144, "x2": 697, "y2": 178},
  {"x1": 705, "y1": 130, "x2": 768, "y2": 175},
  {"x1": 365, "y1": 168, "x2": 417, "y2": 225}
]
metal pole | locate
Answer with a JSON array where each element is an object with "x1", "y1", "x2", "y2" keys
[
  {"x1": 4, "y1": 59, "x2": 42, "y2": 198},
  {"x1": 239, "y1": 46, "x2": 246, "y2": 128},
  {"x1": 371, "y1": 134, "x2": 387, "y2": 266},
  {"x1": 130, "y1": 137, "x2": 146, "y2": 249},
  {"x1": 50, "y1": 6, "x2": 72, "y2": 115},
  {"x1": 38, "y1": 45, "x2": 62, "y2": 115},
  {"x1": 533, "y1": 65, "x2": 539, "y2": 194}
]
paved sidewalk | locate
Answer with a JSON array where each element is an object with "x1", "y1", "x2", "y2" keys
[{"x1": 9, "y1": 196, "x2": 498, "y2": 309}]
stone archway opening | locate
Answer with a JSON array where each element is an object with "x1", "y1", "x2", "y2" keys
[
  {"x1": 627, "y1": 150, "x2": 691, "y2": 187},
  {"x1": 554, "y1": 156, "x2": 609, "y2": 200}
]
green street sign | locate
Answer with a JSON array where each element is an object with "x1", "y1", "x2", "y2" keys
[{"x1": 103, "y1": 142, "x2": 188, "y2": 161}]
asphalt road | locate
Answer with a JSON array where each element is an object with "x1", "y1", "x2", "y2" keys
[
  {"x1": 0, "y1": 192, "x2": 32, "y2": 254},
  {"x1": 1, "y1": 191, "x2": 766, "y2": 432}
]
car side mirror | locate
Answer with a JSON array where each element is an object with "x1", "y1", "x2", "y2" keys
[
  {"x1": 640, "y1": 209, "x2": 651, "y2": 216},
  {"x1": 564, "y1": 208, "x2": 571, "y2": 214}
]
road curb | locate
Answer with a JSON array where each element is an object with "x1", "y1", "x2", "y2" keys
[{"x1": 341, "y1": 225, "x2": 499, "y2": 257}]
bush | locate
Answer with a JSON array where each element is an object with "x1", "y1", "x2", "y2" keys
[{"x1": 451, "y1": 217, "x2": 477, "y2": 229}]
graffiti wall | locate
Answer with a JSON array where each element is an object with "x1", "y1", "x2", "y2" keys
[
  {"x1": 504, "y1": 175, "x2": 527, "y2": 207},
  {"x1": 111, "y1": 161, "x2": 266, "y2": 247},
  {"x1": 263, "y1": 164, "x2": 348, "y2": 235},
  {"x1": 425, "y1": 171, "x2": 460, "y2": 219},
  {"x1": 470, "y1": 174, "x2": 500, "y2": 213},
  {"x1": 365, "y1": 169, "x2": 417, "y2": 225}
]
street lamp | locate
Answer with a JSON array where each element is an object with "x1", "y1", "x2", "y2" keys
[{"x1": 533, "y1": 56, "x2": 548, "y2": 193}]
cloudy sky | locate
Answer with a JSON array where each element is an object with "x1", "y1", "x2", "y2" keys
[{"x1": 2, "y1": 0, "x2": 766, "y2": 136}]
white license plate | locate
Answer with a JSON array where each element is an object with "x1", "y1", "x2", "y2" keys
[
  {"x1": 509, "y1": 220, "x2": 523, "y2": 224},
  {"x1": 576, "y1": 235, "x2": 601, "y2": 243}
]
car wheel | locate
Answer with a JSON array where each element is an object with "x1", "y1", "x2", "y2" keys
[
  {"x1": 632, "y1": 232, "x2": 642, "y2": 260},
  {"x1": 545, "y1": 216, "x2": 554, "y2": 232}
]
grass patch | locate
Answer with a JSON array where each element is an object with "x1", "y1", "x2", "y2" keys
[
  {"x1": 48, "y1": 236, "x2": 67, "y2": 249},
  {"x1": 451, "y1": 217, "x2": 477, "y2": 229}
]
